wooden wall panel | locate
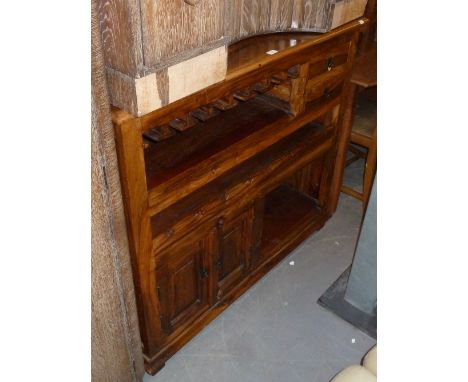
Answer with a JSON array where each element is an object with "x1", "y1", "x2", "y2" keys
[
  {"x1": 317, "y1": 0, "x2": 334, "y2": 29},
  {"x1": 227, "y1": 0, "x2": 243, "y2": 38},
  {"x1": 269, "y1": 0, "x2": 295, "y2": 31},
  {"x1": 141, "y1": 0, "x2": 226, "y2": 69},
  {"x1": 106, "y1": 68, "x2": 139, "y2": 116},
  {"x1": 240, "y1": 0, "x2": 259, "y2": 37},
  {"x1": 201, "y1": 0, "x2": 225, "y2": 45},
  {"x1": 257, "y1": 0, "x2": 271, "y2": 33},
  {"x1": 231, "y1": 0, "x2": 271, "y2": 39},
  {"x1": 330, "y1": 0, "x2": 368, "y2": 29},
  {"x1": 292, "y1": 0, "x2": 328, "y2": 30},
  {"x1": 227, "y1": 0, "x2": 356, "y2": 42},
  {"x1": 96, "y1": 0, "x2": 143, "y2": 76},
  {"x1": 92, "y1": 1, "x2": 145, "y2": 380},
  {"x1": 141, "y1": 0, "x2": 201, "y2": 68}
]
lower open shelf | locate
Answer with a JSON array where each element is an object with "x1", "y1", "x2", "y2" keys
[{"x1": 260, "y1": 183, "x2": 324, "y2": 255}]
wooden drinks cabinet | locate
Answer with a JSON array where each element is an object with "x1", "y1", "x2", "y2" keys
[{"x1": 111, "y1": 19, "x2": 366, "y2": 374}]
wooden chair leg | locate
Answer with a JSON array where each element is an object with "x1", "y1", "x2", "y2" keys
[
  {"x1": 345, "y1": 155, "x2": 361, "y2": 167},
  {"x1": 330, "y1": 82, "x2": 358, "y2": 212},
  {"x1": 345, "y1": 144, "x2": 366, "y2": 166},
  {"x1": 341, "y1": 185, "x2": 364, "y2": 200},
  {"x1": 362, "y1": 128, "x2": 377, "y2": 208}
]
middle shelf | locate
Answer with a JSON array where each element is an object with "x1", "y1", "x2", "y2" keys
[{"x1": 150, "y1": 118, "x2": 334, "y2": 254}]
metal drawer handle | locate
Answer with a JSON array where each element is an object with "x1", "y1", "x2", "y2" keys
[
  {"x1": 327, "y1": 57, "x2": 335, "y2": 71},
  {"x1": 324, "y1": 88, "x2": 332, "y2": 99},
  {"x1": 184, "y1": 0, "x2": 201, "y2": 5}
]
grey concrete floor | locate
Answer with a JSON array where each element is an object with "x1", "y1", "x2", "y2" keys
[{"x1": 143, "y1": 168, "x2": 376, "y2": 382}]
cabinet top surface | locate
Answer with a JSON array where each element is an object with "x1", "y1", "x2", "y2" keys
[
  {"x1": 111, "y1": 18, "x2": 368, "y2": 124},
  {"x1": 227, "y1": 32, "x2": 320, "y2": 74}
]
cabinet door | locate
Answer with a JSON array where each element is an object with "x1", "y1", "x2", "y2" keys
[
  {"x1": 214, "y1": 209, "x2": 254, "y2": 301},
  {"x1": 156, "y1": 229, "x2": 216, "y2": 336}
]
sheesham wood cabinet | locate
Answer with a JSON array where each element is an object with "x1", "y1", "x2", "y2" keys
[{"x1": 112, "y1": 19, "x2": 367, "y2": 374}]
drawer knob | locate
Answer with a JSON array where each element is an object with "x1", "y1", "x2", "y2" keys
[
  {"x1": 324, "y1": 88, "x2": 332, "y2": 99},
  {"x1": 217, "y1": 217, "x2": 225, "y2": 228},
  {"x1": 327, "y1": 57, "x2": 335, "y2": 71},
  {"x1": 165, "y1": 228, "x2": 174, "y2": 237}
]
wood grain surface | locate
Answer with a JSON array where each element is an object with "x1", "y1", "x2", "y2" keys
[
  {"x1": 330, "y1": 0, "x2": 368, "y2": 29},
  {"x1": 92, "y1": 1, "x2": 145, "y2": 381},
  {"x1": 110, "y1": 19, "x2": 366, "y2": 373},
  {"x1": 96, "y1": 0, "x2": 367, "y2": 115},
  {"x1": 96, "y1": 0, "x2": 367, "y2": 75},
  {"x1": 270, "y1": 0, "x2": 294, "y2": 31},
  {"x1": 140, "y1": 0, "x2": 225, "y2": 68},
  {"x1": 96, "y1": 0, "x2": 143, "y2": 76}
]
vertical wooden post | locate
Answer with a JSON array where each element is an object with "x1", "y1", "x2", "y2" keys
[
  {"x1": 92, "y1": 0, "x2": 145, "y2": 379},
  {"x1": 289, "y1": 62, "x2": 310, "y2": 116},
  {"x1": 327, "y1": 32, "x2": 360, "y2": 213},
  {"x1": 363, "y1": 128, "x2": 377, "y2": 208},
  {"x1": 113, "y1": 116, "x2": 164, "y2": 363},
  {"x1": 113, "y1": 118, "x2": 148, "y2": 259}
]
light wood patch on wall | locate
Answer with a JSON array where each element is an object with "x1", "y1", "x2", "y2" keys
[
  {"x1": 133, "y1": 45, "x2": 227, "y2": 116},
  {"x1": 270, "y1": 0, "x2": 295, "y2": 31},
  {"x1": 168, "y1": 45, "x2": 227, "y2": 105},
  {"x1": 330, "y1": 0, "x2": 368, "y2": 29}
]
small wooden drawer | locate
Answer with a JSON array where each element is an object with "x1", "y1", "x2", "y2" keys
[
  {"x1": 305, "y1": 40, "x2": 350, "y2": 104},
  {"x1": 308, "y1": 50, "x2": 349, "y2": 79},
  {"x1": 307, "y1": 39, "x2": 351, "y2": 80},
  {"x1": 305, "y1": 69, "x2": 347, "y2": 104}
]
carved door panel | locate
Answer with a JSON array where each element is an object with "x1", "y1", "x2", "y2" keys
[
  {"x1": 214, "y1": 208, "x2": 254, "y2": 301},
  {"x1": 156, "y1": 229, "x2": 216, "y2": 336}
]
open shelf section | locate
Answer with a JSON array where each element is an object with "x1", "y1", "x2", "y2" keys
[
  {"x1": 145, "y1": 94, "x2": 340, "y2": 215},
  {"x1": 144, "y1": 97, "x2": 287, "y2": 188},
  {"x1": 150, "y1": 122, "x2": 333, "y2": 251},
  {"x1": 260, "y1": 184, "x2": 324, "y2": 256}
]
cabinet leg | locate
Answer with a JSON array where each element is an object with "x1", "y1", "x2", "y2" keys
[
  {"x1": 328, "y1": 82, "x2": 358, "y2": 213},
  {"x1": 145, "y1": 359, "x2": 166, "y2": 376}
]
